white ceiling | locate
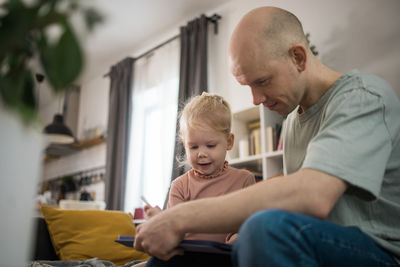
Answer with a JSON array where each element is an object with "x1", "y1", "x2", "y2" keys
[{"x1": 78, "y1": 0, "x2": 230, "y2": 83}]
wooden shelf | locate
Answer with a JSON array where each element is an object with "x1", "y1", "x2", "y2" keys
[
  {"x1": 72, "y1": 135, "x2": 106, "y2": 149},
  {"x1": 43, "y1": 135, "x2": 106, "y2": 163},
  {"x1": 43, "y1": 154, "x2": 59, "y2": 163}
]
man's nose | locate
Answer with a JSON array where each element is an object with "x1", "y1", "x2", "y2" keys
[{"x1": 251, "y1": 87, "x2": 266, "y2": 105}]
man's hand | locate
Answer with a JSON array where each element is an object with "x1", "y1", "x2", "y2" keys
[{"x1": 134, "y1": 209, "x2": 185, "y2": 260}]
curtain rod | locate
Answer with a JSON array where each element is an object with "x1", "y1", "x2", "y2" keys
[
  {"x1": 103, "y1": 13, "x2": 221, "y2": 78},
  {"x1": 135, "y1": 34, "x2": 180, "y2": 62}
]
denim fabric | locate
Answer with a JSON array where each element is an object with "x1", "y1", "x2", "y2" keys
[{"x1": 232, "y1": 210, "x2": 398, "y2": 267}]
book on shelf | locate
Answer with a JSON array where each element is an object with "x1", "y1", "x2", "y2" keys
[
  {"x1": 274, "y1": 123, "x2": 282, "y2": 150},
  {"x1": 277, "y1": 135, "x2": 283, "y2": 151},
  {"x1": 265, "y1": 122, "x2": 284, "y2": 152},
  {"x1": 276, "y1": 119, "x2": 285, "y2": 151},
  {"x1": 265, "y1": 126, "x2": 274, "y2": 153},
  {"x1": 252, "y1": 128, "x2": 261, "y2": 155},
  {"x1": 252, "y1": 171, "x2": 263, "y2": 182},
  {"x1": 247, "y1": 120, "x2": 261, "y2": 156},
  {"x1": 245, "y1": 120, "x2": 284, "y2": 156},
  {"x1": 248, "y1": 120, "x2": 260, "y2": 131},
  {"x1": 254, "y1": 174, "x2": 263, "y2": 182},
  {"x1": 248, "y1": 132, "x2": 254, "y2": 156}
]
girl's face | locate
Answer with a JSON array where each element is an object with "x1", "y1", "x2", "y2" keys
[{"x1": 183, "y1": 126, "x2": 234, "y2": 176}]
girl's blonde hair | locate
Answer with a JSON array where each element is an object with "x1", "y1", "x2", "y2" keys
[{"x1": 179, "y1": 92, "x2": 232, "y2": 140}]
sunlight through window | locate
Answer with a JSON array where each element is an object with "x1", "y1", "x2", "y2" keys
[{"x1": 124, "y1": 39, "x2": 179, "y2": 212}]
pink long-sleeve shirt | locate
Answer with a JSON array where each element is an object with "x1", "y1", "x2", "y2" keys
[{"x1": 167, "y1": 163, "x2": 255, "y2": 243}]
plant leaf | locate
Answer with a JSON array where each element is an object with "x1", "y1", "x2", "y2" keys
[
  {"x1": 0, "y1": 2, "x2": 38, "y2": 62},
  {"x1": 0, "y1": 70, "x2": 25, "y2": 107},
  {"x1": 39, "y1": 23, "x2": 83, "y2": 91},
  {"x1": 17, "y1": 71, "x2": 37, "y2": 123},
  {"x1": 0, "y1": 68, "x2": 37, "y2": 123}
]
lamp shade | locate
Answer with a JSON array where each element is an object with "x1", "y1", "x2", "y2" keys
[{"x1": 43, "y1": 114, "x2": 74, "y2": 144}]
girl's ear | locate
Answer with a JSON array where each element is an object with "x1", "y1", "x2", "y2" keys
[
  {"x1": 182, "y1": 138, "x2": 187, "y2": 149},
  {"x1": 227, "y1": 133, "x2": 234, "y2": 150}
]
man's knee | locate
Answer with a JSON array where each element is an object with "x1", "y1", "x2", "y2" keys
[
  {"x1": 239, "y1": 210, "x2": 294, "y2": 236},
  {"x1": 232, "y1": 210, "x2": 299, "y2": 265},
  {"x1": 235, "y1": 209, "x2": 308, "y2": 252}
]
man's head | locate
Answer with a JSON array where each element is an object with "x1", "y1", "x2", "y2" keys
[{"x1": 229, "y1": 6, "x2": 312, "y2": 115}]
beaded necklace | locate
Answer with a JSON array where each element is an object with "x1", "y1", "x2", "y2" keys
[{"x1": 192, "y1": 161, "x2": 229, "y2": 179}]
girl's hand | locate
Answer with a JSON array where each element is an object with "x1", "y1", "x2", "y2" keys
[
  {"x1": 144, "y1": 205, "x2": 162, "y2": 219},
  {"x1": 225, "y1": 233, "x2": 238, "y2": 244}
]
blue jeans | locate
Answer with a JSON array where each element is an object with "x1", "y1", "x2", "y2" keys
[{"x1": 232, "y1": 210, "x2": 398, "y2": 267}]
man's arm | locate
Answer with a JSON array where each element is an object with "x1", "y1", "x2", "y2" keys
[{"x1": 134, "y1": 168, "x2": 347, "y2": 260}]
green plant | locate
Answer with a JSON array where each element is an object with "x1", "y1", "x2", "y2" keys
[
  {"x1": 0, "y1": 0, "x2": 102, "y2": 123},
  {"x1": 61, "y1": 175, "x2": 76, "y2": 192},
  {"x1": 306, "y1": 33, "x2": 319, "y2": 56}
]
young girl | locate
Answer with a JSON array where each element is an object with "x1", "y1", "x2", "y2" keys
[{"x1": 145, "y1": 92, "x2": 255, "y2": 244}]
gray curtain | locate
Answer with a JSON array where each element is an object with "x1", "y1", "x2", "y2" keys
[
  {"x1": 105, "y1": 57, "x2": 134, "y2": 210},
  {"x1": 165, "y1": 15, "x2": 209, "y2": 208}
]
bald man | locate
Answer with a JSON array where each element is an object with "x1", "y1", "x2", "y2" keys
[{"x1": 135, "y1": 7, "x2": 400, "y2": 267}]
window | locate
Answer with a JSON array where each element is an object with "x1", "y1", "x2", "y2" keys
[{"x1": 124, "y1": 38, "x2": 179, "y2": 212}]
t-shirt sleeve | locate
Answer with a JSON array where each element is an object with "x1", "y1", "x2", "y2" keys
[
  {"x1": 302, "y1": 89, "x2": 391, "y2": 199},
  {"x1": 167, "y1": 178, "x2": 186, "y2": 209}
]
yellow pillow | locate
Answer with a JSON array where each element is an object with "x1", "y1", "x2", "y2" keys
[{"x1": 40, "y1": 205, "x2": 149, "y2": 265}]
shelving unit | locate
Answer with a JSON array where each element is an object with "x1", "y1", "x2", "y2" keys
[{"x1": 228, "y1": 106, "x2": 284, "y2": 179}]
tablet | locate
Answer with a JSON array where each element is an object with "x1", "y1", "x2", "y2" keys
[{"x1": 115, "y1": 235, "x2": 232, "y2": 255}]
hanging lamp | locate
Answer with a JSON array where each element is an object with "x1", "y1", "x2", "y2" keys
[
  {"x1": 43, "y1": 113, "x2": 74, "y2": 144},
  {"x1": 38, "y1": 74, "x2": 75, "y2": 144}
]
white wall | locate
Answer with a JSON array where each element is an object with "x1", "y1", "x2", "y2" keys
[
  {"x1": 41, "y1": 74, "x2": 109, "y2": 181},
  {"x1": 77, "y1": 75, "x2": 109, "y2": 140},
  {"x1": 41, "y1": 0, "x2": 400, "y2": 182}
]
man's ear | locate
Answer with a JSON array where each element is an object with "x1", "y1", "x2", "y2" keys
[
  {"x1": 289, "y1": 45, "x2": 307, "y2": 72},
  {"x1": 227, "y1": 133, "x2": 234, "y2": 150}
]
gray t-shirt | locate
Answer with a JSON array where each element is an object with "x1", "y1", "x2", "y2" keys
[{"x1": 283, "y1": 69, "x2": 400, "y2": 262}]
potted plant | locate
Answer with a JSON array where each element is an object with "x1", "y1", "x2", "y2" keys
[{"x1": 0, "y1": 0, "x2": 102, "y2": 265}]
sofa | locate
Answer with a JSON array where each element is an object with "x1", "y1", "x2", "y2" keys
[{"x1": 32, "y1": 217, "x2": 59, "y2": 261}]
